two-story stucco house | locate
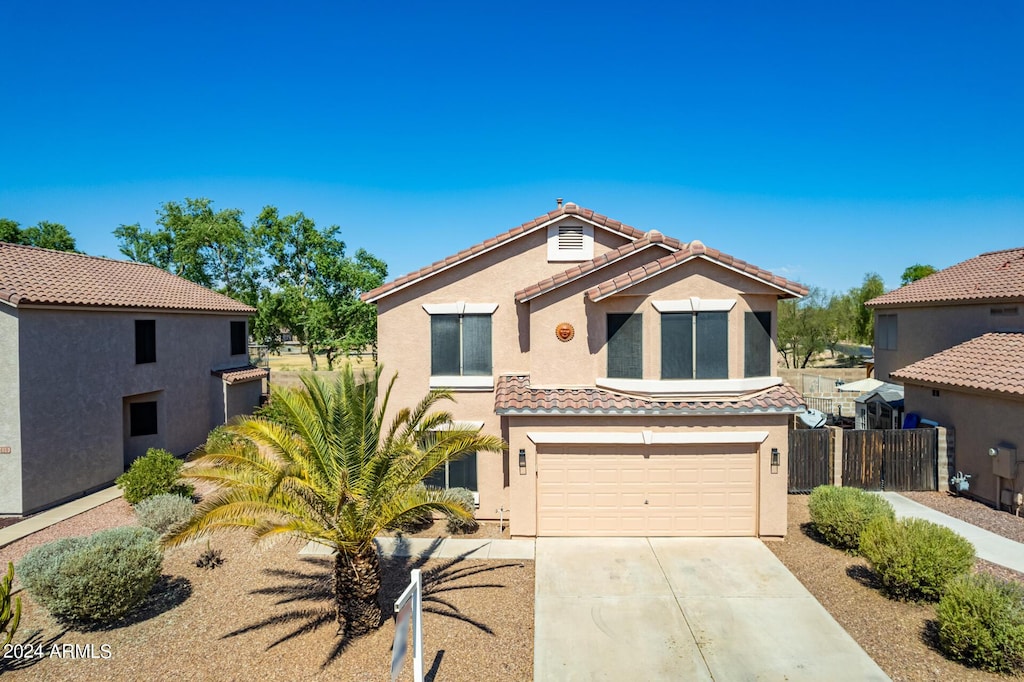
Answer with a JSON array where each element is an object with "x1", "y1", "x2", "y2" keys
[
  {"x1": 867, "y1": 247, "x2": 1024, "y2": 510},
  {"x1": 362, "y1": 203, "x2": 808, "y2": 538},
  {"x1": 0, "y1": 243, "x2": 268, "y2": 515}
]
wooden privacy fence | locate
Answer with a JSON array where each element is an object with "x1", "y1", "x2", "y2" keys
[
  {"x1": 844, "y1": 428, "x2": 938, "y2": 491},
  {"x1": 788, "y1": 429, "x2": 834, "y2": 493},
  {"x1": 789, "y1": 428, "x2": 938, "y2": 493}
]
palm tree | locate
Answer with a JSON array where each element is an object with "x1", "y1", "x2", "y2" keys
[{"x1": 164, "y1": 365, "x2": 505, "y2": 636}]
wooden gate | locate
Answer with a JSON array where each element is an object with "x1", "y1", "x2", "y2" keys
[
  {"x1": 788, "y1": 429, "x2": 833, "y2": 493},
  {"x1": 843, "y1": 429, "x2": 938, "y2": 491}
]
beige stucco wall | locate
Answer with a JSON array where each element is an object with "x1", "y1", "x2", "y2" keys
[
  {"x1": 904, "y1": 383, "x2": 1024, "y2": 508},
  {"x1": 505, "y1": 414, "x2": 791, "y2": 538},
  {"x1": 0, "y1": 305, "x2": 22, "y2": 514},
  {"x1": 874, "y1": 303, "x2": 1024, "y2": 380},
  {"x1": 15, "y1": 308, "x2": 254, "y2": 514}
]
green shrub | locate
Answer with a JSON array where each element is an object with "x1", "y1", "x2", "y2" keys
[
  {"x1": 17, "y1": 527, "x2": 163, "y2": 624},
  {"x1": 860, "y1": 516, "x2": 974, "y2": 601},
  {"x1": 807, "y1": 485, "x2": 895, "y2": 551},
  {"x1": 253, "y1": 394, "x2": 294, "y2": 428},
  {"x1": 116, "y1": 448, "x2": 194, "y2": 504},
  {"x1": 1, "y1": 561, "x2": 21, "y2": 647},
  {"x1": 937, "y1": 573, "x2": 1024, "y2": 673},
  {"x1": 134, "y1": 493, "x2": 194, "y2": 535},
  {"x1": 445, "y1": 487, "x2": 479, "y2": 535},
  {"x1": 202, "y1": 426, "x2": 257, "y2": 458}
]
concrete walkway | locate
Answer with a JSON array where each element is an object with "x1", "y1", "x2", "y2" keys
[
  {"x1": 881, "y1": 492, "x2": 1024, "y2": 573},
  {"x1": 0, "y1": 486, "x2": 124, "y2": 548},
  {"x1": 535, "y1": 537, "x2": 889, "y2": 682}
]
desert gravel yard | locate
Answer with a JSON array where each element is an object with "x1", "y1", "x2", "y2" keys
[
  {"x1": 0, "y1": 498, "x2": 534, "y2": 682},
  {"x1": 768, "y1": 494, "x2": 1024, "y2": 682}
]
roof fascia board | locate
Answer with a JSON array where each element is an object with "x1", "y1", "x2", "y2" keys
[
  {"x1": 364, "y1": 213, "x2": 642, "y2": 303},
  {"x1": 13, "y1": 303, "x2": 254, "y2": 315},
  {"x1": 895, "y1": 377, "x2": 1024, "y2": 402},
  {"x1": 498, "y1": 405, "x2": 805, "y2": 416},
  {"x1": 517, "y1": 242, "x2": 679, "y2": 303}
]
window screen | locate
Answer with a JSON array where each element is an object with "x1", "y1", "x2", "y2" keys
[
  {"x1": 424, "y1": 453, "x2": 478, "y2": 492},
  {"x1": 431, "y1": 315, "x2": 461, "y2": 375},
  {"x1": 130, "y1": 401, "x2": 158, "y2": 436},
  {"x1": 135, "y1": 320, "x2": 156, "y2": 364},
  {"x1": 607, "y1": 313, "x2": 642, "y2": 379},
  {"x1": 661, "y1": 313, "x2": 693, "y2": 379},
  {"x1": 877, "y1": 314, "x2": 898, "y2": 351},
  {"x1": 744, "y1": 311, "x2": 772, "y2": 377},
  {"x1": 695, "y1": 312, "x2": 728, "y2": 379},
  {"x1": 461, "y1": 315, "x2": 492, "y2": 376},
  {"x1": 231, "y1": 321, "x2": 247, "y2": 355}
]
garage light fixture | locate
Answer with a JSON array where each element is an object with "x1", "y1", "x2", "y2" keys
[
  {"x1": 519, "y1": 449, "x2": 527, "y2": 475},
  {"x1": 771, "y1": 448, "x2": 780, "y2": 474}
]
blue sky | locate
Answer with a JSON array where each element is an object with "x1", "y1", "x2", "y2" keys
[{"x1": 2, "y1": 1, "x2": 1021, "y2": 294}]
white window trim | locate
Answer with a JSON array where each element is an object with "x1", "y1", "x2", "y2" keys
[
  {"x1": 596, "y1": 376, "x2": 781, "y2": 397},
  {"x1": 429, "y1": 375, "x2": 494, "y2": 391},
  {"x1": 422, "y1": 302, "x2": 498, "y2": 315},
  {"x1": 527, "y1": 430, "x2": 769, "y2": 445},
  {"x1": 652, "y1": 298, "x2": 736, "y2": 313}
]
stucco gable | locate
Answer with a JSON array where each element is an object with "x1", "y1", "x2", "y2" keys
[
  {"x1": 586, "y1": 240, "x2": 808, "y2": 301},
  {"x1": 362, "y1": 203, "x2": 648, "y2": 303}
]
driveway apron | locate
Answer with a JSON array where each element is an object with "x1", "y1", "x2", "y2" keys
[{"x1": 534, "y1": 537, "x2": 889, "y2": 681}]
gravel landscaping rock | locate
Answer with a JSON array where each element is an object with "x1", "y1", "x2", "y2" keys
[
  {"x1": 901, "y1": 491, "x2": 1024, "y2": 544},
  {"x1": 1, "y1": 502, "x2": 533, "y2": 681},
  {"x1": 768, "y1": 495, "x2": 1024, "y2": 682}
]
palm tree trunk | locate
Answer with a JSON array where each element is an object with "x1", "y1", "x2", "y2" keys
[{"x1": 334, "y1": 547, "x2": 383, "y2": 636}]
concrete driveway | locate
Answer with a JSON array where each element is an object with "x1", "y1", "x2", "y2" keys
[{"x1": 535, "y1": 537, "x2": 889, "y2": 681}]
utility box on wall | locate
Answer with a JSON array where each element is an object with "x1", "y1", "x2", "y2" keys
[{"x1": 991, "y1": 445, "x2": 1018, "y2": 480}]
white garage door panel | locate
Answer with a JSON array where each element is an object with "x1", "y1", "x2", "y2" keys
[{"x1": 537, "y1": 451, "x2": 757, "y2": 537}]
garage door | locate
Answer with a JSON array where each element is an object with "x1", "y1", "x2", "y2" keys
[{"x1": 537, "y1": 448, "x2": 757, "y2": 536}]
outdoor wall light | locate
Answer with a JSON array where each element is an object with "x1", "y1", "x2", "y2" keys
[
  {"x1": 519, "y1": 448, "x2": 527, "y2": 475},
  {"x1": 771, "y1": 448, "x2": 780, "y2": 474}
]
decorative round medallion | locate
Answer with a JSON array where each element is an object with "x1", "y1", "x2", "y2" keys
[{"x1": 555, "y1": 322, "x2": 575, "y2": 342}]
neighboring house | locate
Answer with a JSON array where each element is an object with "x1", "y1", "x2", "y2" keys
[
  {"x1": 0, "y1": 243, "x2": 268, "y2": 515},
  {"x1": 867, "y1": 247, "x2": 1024, "y2": 509},
  {"x1": 362, "y1": 203, "x2": 807, "y2": 538}
]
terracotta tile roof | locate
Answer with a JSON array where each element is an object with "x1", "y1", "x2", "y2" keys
[
  {"x1": 868, "y1": 247, "x2": 1024, "y2": 307},
  {"x1": 0, "y1": 242, "x2": 255, "y2": 313},
  {"x1": 212, "y1": 365, "x2": 270, "y2": 384},
  {"x1": 361, "y1": 203, "x2": 648, "y2": 302},
  {"x1": 891, "y1": 333, "x2": 1024, "y2": 397},
  {"x1": 494, "y1": 374, "x2": 806, "y2": 415},
  {"x1": 514, "y1": 230, "x2": 684, "y2": 302},
  {"x1": 585, "y1": 240, "x2": 809, "y2": 301}
]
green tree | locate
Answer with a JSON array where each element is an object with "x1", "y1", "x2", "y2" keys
[
  {"x1": 777, "y1": 287, "x2": 839, "y2": 368},
  {"x1": 164, "y1": 367, "x2": 505, "y2": 636},
  {"x1": 253, "y1": 207, "x2": 386, "y2": 370},
  {"x1": 900, "y1": 264, "x2": 936, "y2": 286},
  {"x1": 1, "y1": 219, "x2": 77, "y2": 251},
  {"x1": 851, "y1": 273, "x2": 885, "y2": 345}
]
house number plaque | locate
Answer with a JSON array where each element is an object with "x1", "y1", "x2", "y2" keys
[
  {"x1": 555, "y1": 323, "x2": 575, "y2": 342},
  {"x1": 0, "y1": 446, "x2": 10, "y2": 454}
]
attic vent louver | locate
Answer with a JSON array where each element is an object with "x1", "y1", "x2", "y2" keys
[{"x1": 558, "y1": 225, "x2": 585, "y2": 251}]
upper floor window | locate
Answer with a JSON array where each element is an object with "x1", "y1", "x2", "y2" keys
[
  {"x1": 135, "y1": 320, "x2": 156, "y2": 364},
  {"x1": 877, "y1": 313, "x2": 898, "y2": 351},
  {"x1": 661, "y1": 312, "x2": 728, "y2": 379},
  {"x1": 607, "y1": 313, "x2": 643, "y2": 378},
  {"x1": 231, "y1": 321, "x2": 247, "y2": 356},
  {"x1": 431, "y1": 314, "x2": 492, "y2": 376},
  {"x1": 744, "y1": 311, "x2": 772, "y2": 378}
]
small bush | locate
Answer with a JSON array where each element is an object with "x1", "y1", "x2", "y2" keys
[
  {"x1": 116, "y1": 448, "x2": 194, "y2": 504},
  {"x1": 2, "y1": 561, "x2": 21, "y2": 647},
  {"x1": 134, "y1": 493, "x2": 194, "y2": 535},
  {"x1": 195, "y1": 541, "x2": 224, "y2": 570},
  {"x1": 202, "y1": 426, "x2": 257, "y2": 458},
  {"x1": 937, "y1": 573, "x2": 1024, "y2": 673},
  {"x1": 253, "y1": 394, "x2": 294, "y2": 428},
  {"x1": 807, "y1": 485, "x2": 895, "y2": 551},
  {"x1": 17, "y1": 527, "x2": 163, "y2": 624},
  {"x1": 860, "y1": 516, "x2": 974, "y2": 601},
  {"x1": 445, "y1": 487, "x2": 479, "y2": 535}
]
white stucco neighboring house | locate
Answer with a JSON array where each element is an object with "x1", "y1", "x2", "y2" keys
[{"x1": 0, "y1": 242, "x2": 268, "y2": 515}]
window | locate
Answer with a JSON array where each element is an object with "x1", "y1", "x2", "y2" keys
[
  {"x1": 744, "y1": 311, "x2": 772, "y2": 377},
  {"x1": 129, "y1": 401, "x2": 158, "y2": 436},
  {"x1": 135, "y1": 320, "x2": 156, "y2": 364},
  {"x1": 877, "y1": 314, "x2": 898, "y2": 351},
  {"x1": 425, "y1": 453, "x2": 478, "y2": 492},
  {"x1": 607, "y1": 313, "x2": 642, "y2": 378},
  {"x1": 431, "y1": 314, "x2": 492, "y2": 376},
  {"x1": 991, "y1": 306, "x2": 1019, "y2": 316},
  {"x1": 231, "y1": 321, "x2": 247, "y2": 356},
  {"x1": 661, "y1": 312, "x2": 728, "y2": 379}
]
